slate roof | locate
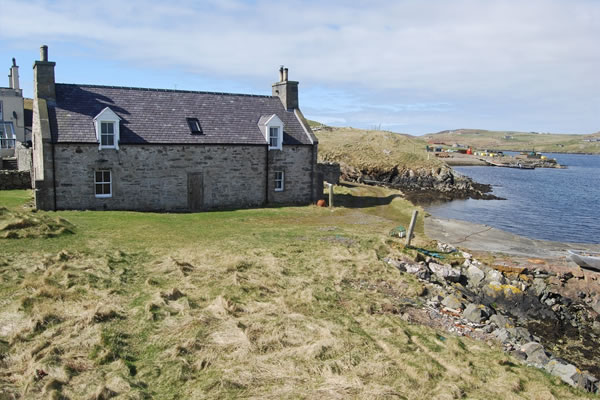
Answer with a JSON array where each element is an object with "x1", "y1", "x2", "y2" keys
[{"x1": 48, "y1": 84, "x2": 315, "y2": 145}]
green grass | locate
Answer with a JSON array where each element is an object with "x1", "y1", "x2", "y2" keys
[{"x1": 0, "y1": 189, "x2": 593, "y2": 399}]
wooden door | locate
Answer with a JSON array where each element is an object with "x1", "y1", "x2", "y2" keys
[{"x1": 188, "y1": 173, "x2": 204, "y2": 211}]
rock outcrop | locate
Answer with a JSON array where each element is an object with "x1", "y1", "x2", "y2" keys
[
  {"x1": 340, "y1": 163, "x2": 500, "y2": 203},
  {"x1": 384, "y1": 246, "x2": 600, "y2": 393}
]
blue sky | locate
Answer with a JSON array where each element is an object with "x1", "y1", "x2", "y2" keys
[{"x1": 1, "y1": 0, "x2": 599, "y2": 135}]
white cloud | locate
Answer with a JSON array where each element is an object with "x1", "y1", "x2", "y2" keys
[{"x1": 1, "y1": 0, "x2": 599, "y2": 133}]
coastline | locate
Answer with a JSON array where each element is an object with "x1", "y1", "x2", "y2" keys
[{"x1": 424, "y1": 215, "x2": 600, "y2": 259}]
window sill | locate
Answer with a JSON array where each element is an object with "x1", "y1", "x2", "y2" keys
[{"x1": 95, "y1": 194, "x2": 112, "y2": 198}]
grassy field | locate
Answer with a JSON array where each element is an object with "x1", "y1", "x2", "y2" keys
[
  {"x1": 314, "y1": 126, "x2": 443, "y2": 171},
  {"x1": 0, "y1": 189, "x2": 592, "y2": 399},
  {"x1": 423, "y1": 129, "x2": 600, "y2": 154}
]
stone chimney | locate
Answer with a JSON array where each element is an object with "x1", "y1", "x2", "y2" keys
[
  {"x1": 272, "y1": 65, "x2": 299, "y2": 110},
  {"x1": 33, "y1": 45, "x2": 56, "y2": 102},
  {"x1": 8, "y1": 58, "x2": 20, "y2": 90}
]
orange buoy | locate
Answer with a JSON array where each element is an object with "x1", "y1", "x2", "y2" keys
[{"x1": 317, "y1": 199, "x2": 326, "y2": 207}]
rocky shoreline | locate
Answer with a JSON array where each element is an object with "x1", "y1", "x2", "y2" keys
[
  {"x1": 384, "y1": 244, "x2": 600, "y2": 394},
  {"x1": 339, "y1": 163, "x2": 501, "y2": 204}
]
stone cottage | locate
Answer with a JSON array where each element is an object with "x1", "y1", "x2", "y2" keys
[{"x1": 32, "y1": 46, "x2": 320, "y2": 211}]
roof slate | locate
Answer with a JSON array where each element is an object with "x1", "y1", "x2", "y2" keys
[{"x1": 49, "y1": 84, "x2": 314, "y2": 146}]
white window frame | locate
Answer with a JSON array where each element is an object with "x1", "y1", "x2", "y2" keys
[
  {"x1": 93, "y1": 107, "x2": 121, "y2": 150},
  {"x1": 0, "y1": 122, "x2": 16, "y2": 149},
  {"x1": 100, "y1": 121, "x2": 116, "y2": 148},
  {"x1": 95, "y1": 170, "x2": 112, "y2": 198},
  {"x1": 269, "y1": 127, "x2": 280, "y2": 149},
  {"x1": 274, "y1": 171, "x2": 284, "y2": 192}
]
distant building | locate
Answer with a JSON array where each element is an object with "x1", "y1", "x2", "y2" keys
[{"x1": 0, "y1": 58, "x2": 30, "y2": 170}]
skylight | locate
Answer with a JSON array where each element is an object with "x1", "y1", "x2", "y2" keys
[{"x1": 186, "y1": 118, "x2": 202, "y2": 134}]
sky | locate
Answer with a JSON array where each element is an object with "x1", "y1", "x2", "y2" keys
[{"x1": 1, "y1": 0, "x2": 599, "y2": 135}]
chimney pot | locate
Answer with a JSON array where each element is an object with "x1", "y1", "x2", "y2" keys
[
  {"x1": 279, "y1": 66, "x2": 284, "y2": 82},
  {"x1": 12, "y1": 58, "x2": 16, "y2": 67},
  {"x1": 283, "y1": 68, "x2": 288, "y2": 81},
  {"x1": 40, "y1": 45, "x2": 48, "y2": 62}
]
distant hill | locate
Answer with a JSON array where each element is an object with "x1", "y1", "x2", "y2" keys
[{"x1": 423, "y1": 128, "x2": 600, "y2": 154}]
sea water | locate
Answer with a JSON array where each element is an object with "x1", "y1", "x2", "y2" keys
[{"x1": 426, "y1": 153, "x2": 600, "y2": 244}]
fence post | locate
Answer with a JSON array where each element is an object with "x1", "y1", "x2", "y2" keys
[
  {"x1": 328, "y1": 183, "x2": 334, "y2": 208},
  {"x1": 406, "y1": 210, "x2": 418, "y2": 246}
]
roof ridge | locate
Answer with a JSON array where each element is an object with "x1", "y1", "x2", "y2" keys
[{"x1": 55, "y1": 82, "x2": 275, "y2": 99}]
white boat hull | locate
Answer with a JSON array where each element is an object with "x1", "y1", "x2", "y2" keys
[{"x1": 567, "y1": 250, "x2": 600, "y2": 271}]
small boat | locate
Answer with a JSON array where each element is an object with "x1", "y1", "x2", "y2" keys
[{"x1": 567, "y1": 250, "x2": 600, "y2": 271}]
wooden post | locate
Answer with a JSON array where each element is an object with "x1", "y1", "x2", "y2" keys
[
  {"x1": 406, "y1": 210, "x2": 418, "y2": 246},
  {"x1": 328, "y1": 183, "x2": 334, "y2": 208}
]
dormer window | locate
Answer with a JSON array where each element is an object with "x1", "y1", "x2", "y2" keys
[
  {"x1": 93, "y1": 107, "x2": 121, "y2": 150},
  {"x1": 187, "y1": 118, "x2": 202, "y2": 134},
  {"x1": 258, "y1": 114, "x2": 283, "y2": 151}
]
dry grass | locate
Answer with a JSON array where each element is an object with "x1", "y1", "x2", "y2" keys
[
  {"x1": 0, "y1": 189, "x2": 593, "y2": 399},
  {"x1": 316, "y1": 127, "x2": 443, "y2": 171}
]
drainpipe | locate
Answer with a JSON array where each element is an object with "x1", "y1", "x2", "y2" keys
[
  {"x1": 265, "y1": 145, "x2": 269, "y2": 205},
  {"x1": 311, "y1": 144, "x2": 315, "y2": 202},
  {"x1": 51, "y1": 139, "x2": 57, "y2": 210}
]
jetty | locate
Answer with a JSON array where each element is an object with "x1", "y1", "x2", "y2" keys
[{"x1": 484, "y1": 160, "x2": 535, "y2": 169}]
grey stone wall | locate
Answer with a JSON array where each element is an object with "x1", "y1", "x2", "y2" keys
[
  {"x1": 16, "y1": 144, "x2": 31, "y2": 171},
  {"x1": 0, "y1": 170, "x2": 31, "y2": 190},
  {"x1": 268, "y1": 145, "x2": 315, "y2": 204},
  {"x1": 49, "y1": 143, "x2": 316, "y2": 211}
]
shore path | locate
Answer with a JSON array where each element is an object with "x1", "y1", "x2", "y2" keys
[{"x1": 425, "y1": 216, "x2": 600, "y2": 259}]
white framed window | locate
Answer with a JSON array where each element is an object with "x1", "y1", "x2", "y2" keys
[
  {"x1": 0, "y1": 122, "x2": 16, "y2": 149},
  {"x1": 100, "y1": 122, "x2": 115, "y2": 147},
  {"x1": 269, "y1": 127, "x2": 279, "y2": 148},
  {"x1": 95, "y1": 170, "x2": 112, "y2": 198},
  {"x1": 93, "y1": 107, "x2": 121, "y2": 150},
  {"x1": 274, "y1": 171, "x2": 284, "y2": 192}
]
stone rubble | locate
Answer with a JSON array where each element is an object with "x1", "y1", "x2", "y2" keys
[{"x1": 384, "y1": 244, "x2": 600, "y2": 394}]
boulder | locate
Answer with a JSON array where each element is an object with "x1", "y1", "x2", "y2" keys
[
  {"x1": 521, "y1": 342, "x2": 549, "y2": 366},
  {"x1": 493, "y1": 328, "x2": 510, "y2": 342},
  {"x1": 545, "y1": 360, "x2": 578, "y2": 386},
  {"x1": 442, "y1": 294, "x2": 465, "y2": 310},
  {"x1": 463, "y1": 303, "x2": 490, "y2": 323},
  {"x1": 591, "y1": 299, "x2": 600, "y2": 315},
  {"x1": 506, "y1": 327, "x2": 533, "y2": 344},
  {"x1": 489, "y1": 314, "x2": 513, "y2": 329},
  {"x1": 404, "y1": 263, "x2": 431, "y2": 280},
  {"x1": 482, "y1": 282, "x2": 524, "y2": 302},
  {"x1": 572, "y1": 373, "x2": 599, "y2": 393},
  {"x1": 384, "y1": 257, "x2": 406, "y2": 272},
  {"x1": 485, "y1": 269, "x2": 505, "y2": 284},
  {"x1": 466, "y1": 264, "x2": 485, "y2": 286},
  {"x1": 429, "y1": 263, "x2": 461, "y2": 282}
]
